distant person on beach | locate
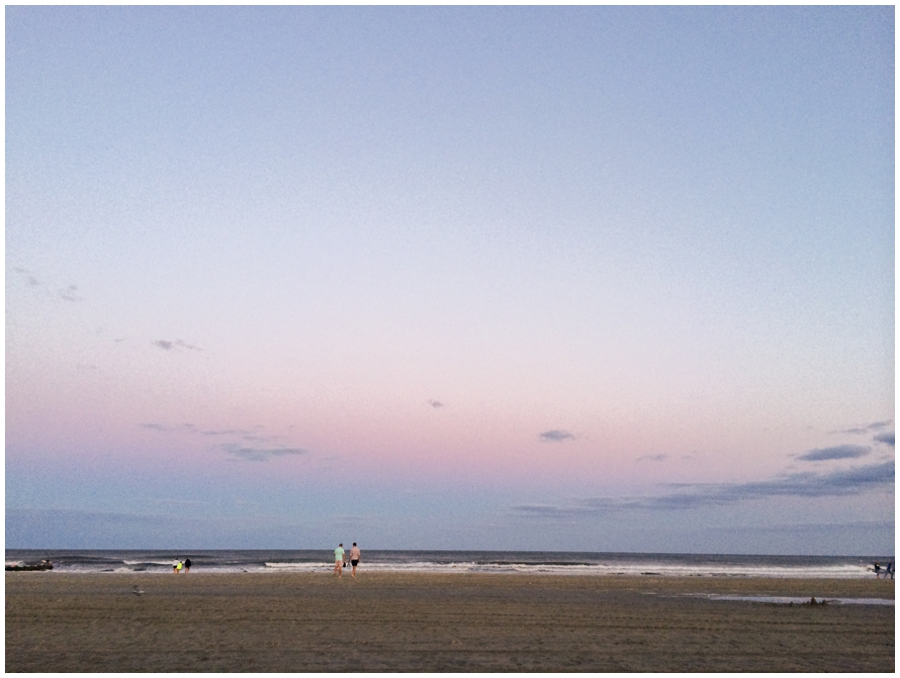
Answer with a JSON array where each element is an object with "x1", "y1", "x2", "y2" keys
[
  {"x1": 887, "y1": 562, "x2": 894, "y2": 580},
  {"x1": 176, "y1": 560, "x2": 184, "y2": 574},
  {"x1": 333, "y1": 544, "x2": 345, "y2": 577},
  {"x1": 874, "y1": 561, "x2": 881, "y2": 578},
  {"x1": 350, "y1": 543, "x2": 361, "y2": 578},
  {"x1": 173, "y1": 559, "x2": 179, "y2": 574},
  {"x1": 184, "y1": 558, "x2": 192, "y2": 573}
]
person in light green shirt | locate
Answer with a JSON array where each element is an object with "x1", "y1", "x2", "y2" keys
[{"x1": 333, "y1": 544, "x2": 345, "y2": 577}]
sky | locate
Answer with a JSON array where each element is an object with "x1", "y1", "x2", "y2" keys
[{"x1": 5, "y1": 6, "x2": 895, "y2": 555}]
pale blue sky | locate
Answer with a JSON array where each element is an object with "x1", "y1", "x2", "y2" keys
[{"x1": 6, "y1": 6, "x2": 894, "y2": 554}]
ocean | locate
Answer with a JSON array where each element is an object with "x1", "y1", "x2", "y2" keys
[{"x1": 5, "y1": 549, "x2": 893, "y2": 578}]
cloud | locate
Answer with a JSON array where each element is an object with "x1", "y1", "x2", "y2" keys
[
  {"x1": 59, "y1": 285, "x2": 81, "y2": 302},
  {"x1": 11, "y1": 268, "x2": 80, "y2": 301},
  {"x1": 141, "y1": 422, "x2": 196, "y2": 433},
  {"x1": 835, "y1": 420, "x2": 893, "y2": 435},
  {"x1": 241, "y1": 434, "x2": 281, "y2": 443},
  {"x1": 637, "y1": 453, "x2": 668, "y2": 462},
  {"x1": 223, "y1": 444, "x2": 309, "y2": 462},
  {"x1": 14, "y1": 267, "x2": 40, "y2": 286},
  {"x1": 511, "y1": 461, "x2": 894, "y2": 517},
  {"x1": 509, "y1": 504, "x2": 587, "y2": 518},
  {"x1": 539, "y1": 430, "x2": 576, "y2": 442},
  {"x1": 201, "y1": 429, "x2": 253, "y2": 437},
  {"x1": 144, "y1": 423, "x2": 286, "y2": 448},
  {"x1": 874, "y1": 431, "x2": 895, "y2": 447},
  {"x1": 796, "y1": 445, "x2": 871, "y2": 461},
  {"x1": 658, "y1": 461, "x2": 894, "y2": 504},
  {"x1": 427, "y1": 400, "x2": 445, "y2": 408},
  {"x1": 153, "y1": 339, "x2": 202, "y2": 351}
]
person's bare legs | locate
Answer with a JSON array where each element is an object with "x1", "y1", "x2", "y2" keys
[{"x1": 333, "y1": 560, "x2": 342, "y2": 577}]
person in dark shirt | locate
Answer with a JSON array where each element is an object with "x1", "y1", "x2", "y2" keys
[{"x1": 350, "y1": 543, "x2": 361, "y2": 578}]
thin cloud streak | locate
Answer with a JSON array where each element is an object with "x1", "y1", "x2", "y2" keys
[
  {"x1": 796, "y1": 445, "x2": 871, "y2": 461},
  {"x1": 511, "y1": 461, "x2": 895, "y2": 517},
  {"x1": 834, "y1": 420, "x2": 893, "y2": 435},
  {"x1": 144, "y1": 422, "x2": 293, "y2": 451},
  {"x1": 141, "y1": 422, "x2": 196, "y2": 433},
  {"x1": 14, "y1": 267, "x2": 40, "y2": 286},
  {"x1": 153, "y1": 339, "x2": 202, "y2": 351},
  {"x1": 223, "y1": 444, "x2": 310, "y2": 462},
  {"x1": 59, "y1": 285, "x2": 81, "y2": 302},
  {"x1": 637, "y1": 453, "x2": 668, "y2": 462},
  {"x1": 201, "y1": 429, "x2": 254, "y2": 437},
  {"x1": 539, "y1": 430, "x2": 576, "y2": 442}
]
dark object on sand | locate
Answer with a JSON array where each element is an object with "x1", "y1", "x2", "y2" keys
[{"x1": 6, "y1": 560, "x2": 53, "y2": 571}]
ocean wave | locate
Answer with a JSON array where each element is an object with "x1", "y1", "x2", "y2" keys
[
  {"x1": 7, "y1": 550, "x2": 889, "y2": 578},
  {"x1": 260, "y1": 560, "x2": 875, "y2": 578},
  {"x1": 702, "y1": 594, "x2": 894, "y2": 605},
  {"x1": 264, "y1": 562, "x2": 331, "y2": 571}
]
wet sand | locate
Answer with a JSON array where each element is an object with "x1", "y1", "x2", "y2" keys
[{"x1": 6, "y1": 572, "x2": 894, "y2": 672}]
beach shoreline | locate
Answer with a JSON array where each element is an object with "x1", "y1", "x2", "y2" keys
[
  {"x1": 6, "y1": 548, "x2": 887, "y2": 577},
  {"x1": 7, "y1": 572, "x2": 893, "y2": 672}
]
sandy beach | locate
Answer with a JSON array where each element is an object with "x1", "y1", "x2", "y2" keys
[{"x1": 6, "y1": 572, "x2": 893, "y2": 672}]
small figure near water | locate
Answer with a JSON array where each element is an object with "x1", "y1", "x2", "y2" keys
[
  {"x1": 350, "y1": 543, "x2": 361, "y2": 578},
  {"x1": 333, "y1": 544, "x2": 345, "y2": 577},
  {"x1": 184, "y1": 557, "x2": 192, "y2": 573},
  {"x1": 874, "y1": 562, "x2": 882, "y2": 578}
]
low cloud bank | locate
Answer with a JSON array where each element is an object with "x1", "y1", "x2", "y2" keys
[
  {"x1": 874, "y1": 431, "x2": 895, "y2": 447},
  {"x1": 512, "y1": 460, "x2": 894, "y2": 516}
]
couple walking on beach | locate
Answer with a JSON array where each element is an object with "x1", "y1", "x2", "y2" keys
[
  {"x1": 873, "y1": 561, "x2": 894, "y2": 579},
  {"x1": 333, "y1": 543, "x2": 361, "y2": 578}
]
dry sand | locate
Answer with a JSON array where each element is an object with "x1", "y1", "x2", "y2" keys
[{"x1": 6, "y1": 572, "x2": 894, "y2": 672}]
